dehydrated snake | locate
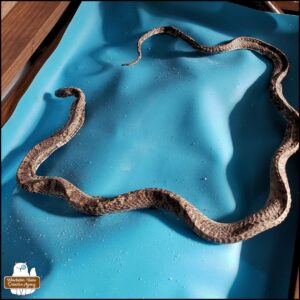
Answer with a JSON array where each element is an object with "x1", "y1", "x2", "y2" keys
[{"x1": 17, "y1": 26, "x2": 299, "y2": 243}]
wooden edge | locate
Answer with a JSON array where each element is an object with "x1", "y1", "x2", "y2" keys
[
  {"x1": 1, "y1": 1, "x2": 18, "y2": 20},
  {"x1": 295, "y1": 270, "x2": 299, "y2": 299},
  {"x1": 1, "y1": 1, "x2": 71, "y2": 94},
  {"x1": 1, "y1": 2, "x2": 81, "y2": 127},
  {"x1": 266, "y1": 1, "x2": 284, "y2": 13},
  {"x1": 274, "y1": 1, "x2": 299, "y2": 12}
]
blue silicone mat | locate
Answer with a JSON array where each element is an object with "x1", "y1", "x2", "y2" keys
[{"x1": 1, "y1": 1, "x2": 299, "y2": 298}]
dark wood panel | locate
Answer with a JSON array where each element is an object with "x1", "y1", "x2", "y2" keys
[
  {"x1": 1, "y1": 2, "x2": 80, "y2": 127},
  {"x1": 1, "y1": 1, "x2": 70, "y2": 94},
  {"x1": 1, "y1": 1, "x2": 18, "y2": 20}
]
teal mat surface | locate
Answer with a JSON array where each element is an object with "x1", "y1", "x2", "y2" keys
[{"x1": 2, "y1": 1, "x2": 299, "y2": 298}]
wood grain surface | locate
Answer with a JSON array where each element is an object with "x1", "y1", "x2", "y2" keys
[
  {"x1": 1, "y1": 1, "x2": 70, "y2": 95},
  {"x1": 1, "y1": 1, "x2": 18, "y2": 20},
  {"x1": 1, "y1": 1, "x2": 79, "y2": 127},
  {"x1": 274, "y1": 1, "x2": 299, "y2": 12},
  {"x1": 295, "y1": 269, "x2": 299, "y2": 299}
]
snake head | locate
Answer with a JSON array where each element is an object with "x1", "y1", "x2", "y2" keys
[
  {"x1": 55, "y1": 88, "x2": 75, "y2": 98},
  {"x1": 55, "y1": 87, "x2": 85, "y2": 99}
]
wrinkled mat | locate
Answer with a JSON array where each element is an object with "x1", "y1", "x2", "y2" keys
[{"x1": 1, "y1": 1, "x2": 299, "y2": 298}]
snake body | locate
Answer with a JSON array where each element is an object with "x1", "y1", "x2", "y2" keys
[{"x1": 16, "y1": 26, "x2": 299, "y2": 243}]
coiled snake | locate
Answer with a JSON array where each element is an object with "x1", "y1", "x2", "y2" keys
[{"x1": 16, "y1": 26, "x2": 299, "y2": 243}]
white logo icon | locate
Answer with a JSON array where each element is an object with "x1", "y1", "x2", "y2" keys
[{"x1": 10, "y1": 263, "x2": 37, "y2": 296}]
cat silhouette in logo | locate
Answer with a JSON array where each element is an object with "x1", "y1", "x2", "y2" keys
[{"x1": 10, "y1": 262, "x2": 36, "y2": 295}]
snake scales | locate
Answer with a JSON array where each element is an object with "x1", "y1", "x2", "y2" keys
[{"x1": 16, "y1": 26, "x2": 299, "y2": 243}]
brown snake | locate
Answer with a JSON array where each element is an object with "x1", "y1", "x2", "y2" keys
[{"x1": 16, "y1": 26, "x2": 299, "y2": 243}]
